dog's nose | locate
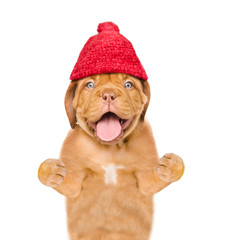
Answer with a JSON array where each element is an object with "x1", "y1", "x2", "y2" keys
[{"x1": 102, "y1": 92, "x2": 117, "y2": 102}]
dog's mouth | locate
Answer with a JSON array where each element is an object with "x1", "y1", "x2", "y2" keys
[{"x1": 87, "y1": 112, "x2": 133, "y2": 142}]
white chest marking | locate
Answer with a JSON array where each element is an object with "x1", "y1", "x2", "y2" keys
[{"x1": 101, "y1": 164, "x2": 124, "y2": 185}]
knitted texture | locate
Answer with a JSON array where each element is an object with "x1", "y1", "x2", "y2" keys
[{"x1": 70, "y1": 22, "x2": 148, "y2": 81}]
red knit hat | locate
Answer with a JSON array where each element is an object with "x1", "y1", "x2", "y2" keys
[{"x1": 70, "y1": 22, "x2": 148, "y2": 81}]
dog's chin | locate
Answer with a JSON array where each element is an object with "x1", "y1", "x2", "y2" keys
[{"x1": 86, "y1": 112, "x2": 134, "y2": 144}]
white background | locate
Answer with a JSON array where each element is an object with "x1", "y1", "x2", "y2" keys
[{"x1": 0, "y1": 0, "x2": 228, "y2": 239}]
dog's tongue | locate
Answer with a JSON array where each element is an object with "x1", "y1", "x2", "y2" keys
[{"x1": 96, "y1": 113, "x2": 121, "y2": 141}]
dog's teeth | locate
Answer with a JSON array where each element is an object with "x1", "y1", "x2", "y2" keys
[{"x1": 119, "y1": 119, "x2": 127, "y2": 125}]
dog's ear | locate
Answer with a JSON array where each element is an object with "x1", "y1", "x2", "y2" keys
[
  {"x1": 65, "y1": 81, "x2": 78, "y2": 129},
  {"x1": 140, "y1": 80, "x2": 151, "y2": 121}
]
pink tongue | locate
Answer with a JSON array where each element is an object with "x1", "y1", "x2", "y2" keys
[{"x1": 96, "y1": 113, "x2": 122, "y2": 141}]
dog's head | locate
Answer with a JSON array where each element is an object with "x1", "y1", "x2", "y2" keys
[{"x1": 65, "y1": 73, "x2": 150, "y2": 144}]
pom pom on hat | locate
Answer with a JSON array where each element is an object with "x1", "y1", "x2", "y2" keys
[
  {"x1": 97, "y1": 22, "x2": 120, "y2": 33},
  {"x1": 70, "y1": 22, "x2": 148, "y2": 81}
]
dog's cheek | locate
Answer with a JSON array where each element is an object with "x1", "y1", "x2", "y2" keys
[
  {"x1": 136, "y1": 87, "x2": 147, "y2": 105},
  {"x1": 77, "y1": 91, "x2": 90, "y2": 114},
  {"x1": 128, "y1": 90, "x2": 145, "y2": 114}
]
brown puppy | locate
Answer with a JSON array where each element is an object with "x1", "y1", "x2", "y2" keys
[{"x1": 38, "y1": 73, "x2": 184, "y2": 240}]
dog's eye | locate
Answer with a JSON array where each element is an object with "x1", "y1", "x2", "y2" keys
[
  {"x1": 86, "y1": 82, "x2": 95, "y2": 89},
  {"x1": 124, "y1": 81, "x2": 133, "y2": 89}
]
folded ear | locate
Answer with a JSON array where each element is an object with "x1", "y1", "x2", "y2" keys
[
  {"x1": 64, "y1": 81, "x2": 78, "y2": 129},
  {"x1": 140, "y1": 80, "x2": 151, "y2": 121}
]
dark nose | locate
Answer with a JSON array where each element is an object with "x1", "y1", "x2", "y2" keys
[{"x1": 102, "y1": 92, "x2": 117, "y2": 102}]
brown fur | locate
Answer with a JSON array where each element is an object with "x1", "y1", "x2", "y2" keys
[{"x1": 38, "y1": 73, "x2": 184, "y2": 240}]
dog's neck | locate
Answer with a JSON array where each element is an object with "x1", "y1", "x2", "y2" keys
[{"x1": 71, "y1": 119, "x2": 150, "y2": 154}]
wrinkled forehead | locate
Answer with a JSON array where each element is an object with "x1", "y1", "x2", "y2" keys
[{"x1": 93, "y1": 73, "x2": 127, "y2": 83}]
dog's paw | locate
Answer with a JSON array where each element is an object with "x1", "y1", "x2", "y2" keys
[
  {"x1": 157, "y1": 153, "x2": 184, "y2": 182},
  {"x1": 38, "y1": 159, "x2": 66, "y2": 188}
]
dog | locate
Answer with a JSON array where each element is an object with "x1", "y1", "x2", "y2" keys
[{"x1": 38, "y1": 73, "x2": 184, "y2": 240}]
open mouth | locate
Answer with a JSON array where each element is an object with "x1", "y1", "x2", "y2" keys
[{"x1": 87, "y1": 112, "x2": 133, "y2": 142}]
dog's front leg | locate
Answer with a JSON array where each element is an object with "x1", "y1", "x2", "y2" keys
[
  {"x1": 136, "y1": 153, "x2": 184, "y2": 196},
  {"x1": 38, "y1": 158, "x2": 85, "y2": 198}
]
